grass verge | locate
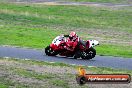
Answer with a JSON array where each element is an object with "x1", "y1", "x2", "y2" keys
[
  {"x1": 0, "y1": 58, "x2": 132, "y2": 88},
  {"x1": 3, "y1": 58, "x2": 132, "y2": 75}
]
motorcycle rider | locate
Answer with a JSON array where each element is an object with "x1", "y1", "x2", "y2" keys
[{"x1": 61, "y1": 31, "x2": 86, "y2": 52}]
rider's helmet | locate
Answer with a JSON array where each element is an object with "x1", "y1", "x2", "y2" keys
[{"x1": 69, "y1": 31, "x2": 77, "y2": 41}]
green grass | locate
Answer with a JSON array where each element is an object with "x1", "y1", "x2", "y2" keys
[
  {"x1": 51, "y1": 79, "x2": 69, "y2": 88},
  {"x1": 0, "y1": 3, "x2": 131, "y2": 30},
  {"x1": 0, "y1": 25, "x2": 59, "y2": 48},
  {"x1": 0, "y1": 3, "x2": 132, "y2": 58},
  {"x1": 96, "y1": 44, "x2": 132, "y2": 58},
  {"x1": 0, "y1": 83, "x2": 8, "y2": 88}
]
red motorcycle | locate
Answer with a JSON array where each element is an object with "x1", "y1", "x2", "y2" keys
[{"x1": 45, "y1": 36, "x2": 99, "y2": 60}]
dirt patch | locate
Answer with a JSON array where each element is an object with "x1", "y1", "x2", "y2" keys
[
  {"x1": 36, "y1": 2, "x2": 132, "y2": 7},
  {"x1": 54, "y1": 26, "x2": 132, "y2": 46},
  {"x1": 0, "y1": 59, "x2": 79, "y2": 74},
  {"x1": 84, "y1": 29, "x2": 132, "y2": 46},
  {"x1": 8, "y1": 75, "x2": 50, "y2": 87},
  {"x1": 0, "y1": 70, "x2": 50, "y2": 88}
]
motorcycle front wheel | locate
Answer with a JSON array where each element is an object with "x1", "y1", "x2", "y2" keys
[{"x1": 45, "y1": 46, "x2": 58, "y2": 56}]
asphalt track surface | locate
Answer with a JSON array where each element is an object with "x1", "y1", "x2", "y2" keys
[{"x1": 0, "y1": 46, "x2": 132, "y2": 70}]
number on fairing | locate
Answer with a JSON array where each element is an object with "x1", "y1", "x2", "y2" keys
[
  {"x1": 53, "y1": 39, "x2": 57, "y2": 43},
  {"x1": 52, "y1": 36, "x2": 61, "y2": 46}
]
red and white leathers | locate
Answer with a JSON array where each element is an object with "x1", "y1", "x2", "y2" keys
[
  {"x1": 65, "y1": 37, "x2": 80, "y2": 51},
  {"x1": 60, "y1": 31, "x2": 86, "y2": 52}
]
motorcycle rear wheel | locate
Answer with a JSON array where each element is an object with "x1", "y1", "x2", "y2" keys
[{"x1": 81, "y1": 47, "x2": 96, "y2": 60}]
